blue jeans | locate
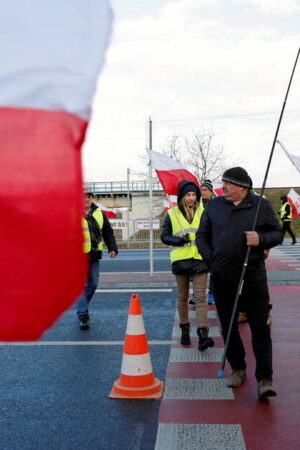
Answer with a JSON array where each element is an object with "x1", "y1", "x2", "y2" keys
[{"x1": 76, "y1": 260, "x2": 100, "y2": 317}]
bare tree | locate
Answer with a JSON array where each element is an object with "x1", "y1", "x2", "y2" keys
[
  {"x1": 160, "y1": 128, "x2": 229, "y2": 183},
  {"x1": 160, "y1": 135, "x2": 183, "y2": 162}
]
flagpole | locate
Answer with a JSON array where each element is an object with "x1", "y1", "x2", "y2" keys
[
  {"x1": 127, "y1": 168, "x2": 130, "y2": 248},
  {"x1": 218, "y1": 47, "x2": 300, "y2": 378},
  {"x1": 149, "y1": 117, "x2": 154, "y2": 277}
]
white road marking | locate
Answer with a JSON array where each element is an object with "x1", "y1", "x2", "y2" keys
[
  {"x1": 0, "y1": 340, "x2": 173, "y2": 346},
  {"x1": 95, "y1": 289, "x2": 173, "y2": 293},
  {"x1": 101, "y1": 271, "x2": 171, "y2": 274}
]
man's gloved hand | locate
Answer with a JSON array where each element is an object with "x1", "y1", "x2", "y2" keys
[{"x1": 181, "y1": 233, "x2": 191, "y2": 243}]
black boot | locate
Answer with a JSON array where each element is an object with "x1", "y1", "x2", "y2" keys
[
  {"x1": 79, "y1": 313, "x2": 90, "y2": 330},
  {"x1": 197, "y1": 327, "x2": 215, "y2": 351},
  {"x1": 180, "y1": 323, "x2": 191, "y2": 345}
]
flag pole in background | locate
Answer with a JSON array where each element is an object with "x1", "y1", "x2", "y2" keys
[
  {"x1": 217, "y1": 47, "x2": 300, "y2": 378},
  {"x1": 148, "y1": 117, "x2": 154, "y2": 277}
]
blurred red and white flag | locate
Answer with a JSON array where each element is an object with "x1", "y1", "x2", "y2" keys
[
  {"x1": 162, "y1": 196, "x2": 177, "y2": 214},
  {"x1": 213, "y1": 184, "x2": 224, "y2": 196},
  {"x1": 287, "y1": 189, "x2": 300, "y2": 218},
  {"x1": 97, "y1": 203, "x2": 118, "y2": 219},
  {"x1": 0, "y1": 1, "x2": 112, "y2": 341},
  {"x1": 147, "y1": 149, "x2": 199, "y2": 196}
]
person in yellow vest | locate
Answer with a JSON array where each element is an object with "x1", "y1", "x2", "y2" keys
[
  {"x1": 77, "y1": 191, "x2": 118, "y2": 329},
  {"x1": 279, "y1": 195, "x2": 297, "y2": 245},
  {"x1": 161, "y1": 180, "x2": 215, "y2": 351}
]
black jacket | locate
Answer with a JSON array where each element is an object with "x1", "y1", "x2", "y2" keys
[
  {"x1": 196, "y1": 192, "x2": 282, "y2": 278},
  {"x1": 161, "y1": 180, "x2": 208, "y2": 275},
  {"x1": 87, "y1": 203, "x2": 118, "y2": 260}
]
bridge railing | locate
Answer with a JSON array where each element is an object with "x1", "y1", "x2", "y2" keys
[{"x1": 85, "y1": 180, "x2": 163, "y2": 193}]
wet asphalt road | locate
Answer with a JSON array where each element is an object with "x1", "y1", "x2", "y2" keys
[{"x1": 0, "y1": 249, "x2": 175, "y2": 449}]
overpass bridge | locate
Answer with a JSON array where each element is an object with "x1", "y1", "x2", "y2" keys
[
  {"x1": 85, "y1": 180, "x2": 163, "y2": 195},
  {"x1": 85, "y1": 180, "x2": 166, "y2": 244}
]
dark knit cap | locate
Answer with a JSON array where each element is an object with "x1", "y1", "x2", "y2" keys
[
  {"x1": 222, "y1": 166, "x2": 251, "y2": 189},
  {"x1": 201, "y1": 179, "x2": 213, "y2": 192},
  {"x1": 177, "y1": 180, "x2": 200, "y2": 203}
]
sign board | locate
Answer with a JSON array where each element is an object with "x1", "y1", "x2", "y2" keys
[
  {"x1": 136, "y1": 219, "x2": 160, "y2": 230},
  {"x1": 110, "y1": 220, "x2": 128, "y2": 229}
]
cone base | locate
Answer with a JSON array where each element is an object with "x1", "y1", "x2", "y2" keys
[{"x1": 109, "y1": 378, "x2": 164, "y2": 399}]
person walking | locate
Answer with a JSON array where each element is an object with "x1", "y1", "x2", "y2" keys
[
  {"x1": 279, "y1": 195, "x2": 297, "y2": 244},
  {"x1": 189, "y1": 179, "x2": 215, "y2": 306},
  {"x1": 161, "y1": 180, "x2": 214, "y2": 351},
  {"x1": 196, "y1": 167, "x2": 282, "y2": 399},
  {"x1": 200, "y1": 179, "x2": 215, "y2": 305},
  {"x1": 77, "y1": 192, "x2": 118, "y2": 330}
]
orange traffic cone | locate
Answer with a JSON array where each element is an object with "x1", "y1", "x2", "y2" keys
[{"x1": 109, "y1": 294, "x2": 164, "y2": 399}]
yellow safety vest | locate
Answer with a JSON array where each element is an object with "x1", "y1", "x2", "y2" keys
[
  {"x1": 82, "y1": 208, "x2": 104, "y2": 253},
  {"x1": 280, "y1": 202, "x2": 291, "y2": 220},
  {"x1": 82, "y1": 218, "x2": 91, "y2": 253},
  {"x1": 168, "y1": 205, "x2": 203, "y2": 263}
]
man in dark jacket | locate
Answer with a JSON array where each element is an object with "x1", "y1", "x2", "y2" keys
[
  {"x1": 77, "y1": 192, "x2": 118, "y2": 329},
  {"x1": 196, "y1": 167, "x2": 282, "y2": 399}
]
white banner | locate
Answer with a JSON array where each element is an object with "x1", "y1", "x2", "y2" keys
[{"x1": 136, "y1": 219, "x2": 160, "y2": 230}]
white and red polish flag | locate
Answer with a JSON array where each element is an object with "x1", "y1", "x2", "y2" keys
[
  {"x1": 213, "y1": 184, "x2": 224, "y2": 196},
  {"x1": 0, "y1": 1, "x2": 112, "y2": 341},
  {"x1": 162, "y1": 196, "x2": 177, "y2": 214},
  {"x1": 147, "y1": 149, "x2": 199, "y2": 196},
  {"x1": 287, "y1": 189, "x2": 300, "y2": 218},
  {"x1": 97, "y1": 203, "x2": 118, "y2": 219}
]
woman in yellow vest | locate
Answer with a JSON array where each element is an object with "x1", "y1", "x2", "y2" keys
[{"x1": 161, "y1": 180, "x2": 215, "y2": 351}]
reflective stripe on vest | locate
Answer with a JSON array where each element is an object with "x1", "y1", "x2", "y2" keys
[
  {"x1": 82, "y1": 218, "x2": 91, "y2": 253},
  {"x1": 168, "y1": 205, "x2": 203, "y2": 263},
  {"x1": 92, "y1": 208, "x2": 104, "y2": 250},
  {"x1": 82, "y1": 208, "x2": 104, "y2": 253},
  {"x1": 280, "y1": 202, "x2": 291, "y2": 220}
]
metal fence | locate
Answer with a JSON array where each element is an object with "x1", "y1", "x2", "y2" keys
[
  {"x1": 85, "y1": 180, "x2": 162, "y2": 194},
  {"x1": 109, "y1": 218, "x2": 164, "y2": 243}
]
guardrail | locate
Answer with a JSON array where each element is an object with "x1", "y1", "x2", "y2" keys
[{"x1": 85, "y1": 180, "x2": 163, "y2": 193}]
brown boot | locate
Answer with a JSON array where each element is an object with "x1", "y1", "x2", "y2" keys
[
  {"x1": 227, "y1": 370, "x2": 246, "y2": 388},
  {"x1": 257, "y1": 379, "x2": 277, "y2": 399}
]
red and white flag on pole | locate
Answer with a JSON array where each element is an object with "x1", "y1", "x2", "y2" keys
[
  {"x1": 97, "y1": 203, "x2": 118, "y2": 219},
  {"x1": 287, "y1": 189, "x2": 300, "y2": 218},
  {"x1": 147, "y1": 149, "x2": 199, "y2": 196},
  {"x1": 0, "y1": 1, "x2": 112, "y2": 341}
]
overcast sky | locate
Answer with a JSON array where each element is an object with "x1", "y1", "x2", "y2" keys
[{"x1": 83, "y1": 0, "x2": 300, "y2": 187}]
